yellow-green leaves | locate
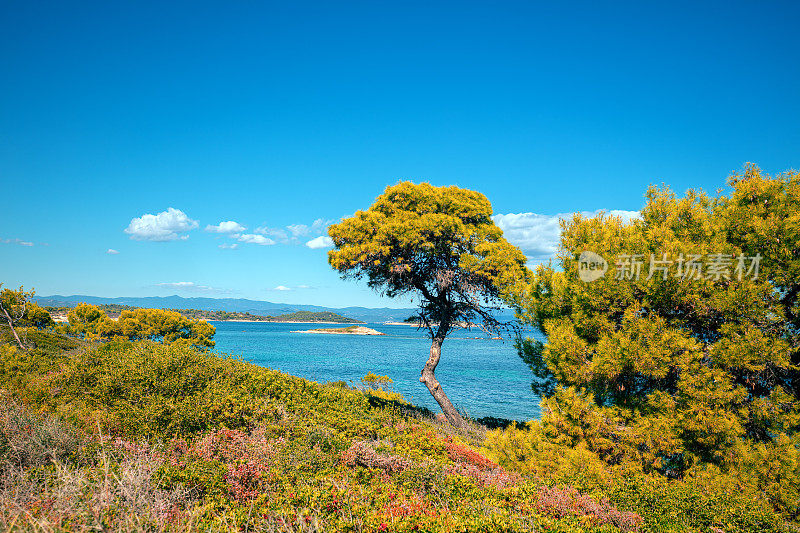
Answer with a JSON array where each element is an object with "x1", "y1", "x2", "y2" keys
[
  {"x1": 327, "y1": 181, "x2": 530, "y2": 320},
  {"x1": 66, "y1": 304, "x2": 216, "y2": 350},
  {"x1": 518, "y1": 165, "x2": 800, "y2": 512}
]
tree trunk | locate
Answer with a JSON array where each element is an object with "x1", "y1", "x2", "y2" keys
[
  {"x1": 420, "y1": 335, "x2": 465, "y2": 426},
  {"x1": 1, "y1": 304, "x2": 24, "y2": 349}
]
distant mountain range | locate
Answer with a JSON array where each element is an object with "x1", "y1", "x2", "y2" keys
[{"x1": 33, "y1": 294, "x2": 418, "y2": 323}]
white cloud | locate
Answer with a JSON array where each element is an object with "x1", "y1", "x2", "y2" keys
[
  {"x1": 268, "y1": 284, "x2": 314, "y2": 291},
  {"x1": 311, "y1": 218, "x2": 332, "y2": 234},
  {"x1": 125, "y1": 208, "x2": 198, "y2": 241},
  {"x1": 236, "y1": 234, "x2": 275, "y2": 246},
  {"x1": 106, "y1": 248, "x2": 120, "y2": 255},
  {"x1": 258, "y1": 218, "x2": 333, "y2": 243},
  {"x1": 288, "y1": 219, "x2": 330, "y2": 237},
  {"x1": 287, "y1": 224, "x2": 309, "y2": 237},
  {"x1": 159, "y1": 281, "x2": 195, "y2": 288},
  {"x1": 219, "y1": 243, "x2": 239, "y2": 250},
  {"x1": 157, "y1": 281, "x2": 229, "y2": 293},
  {"x1": 2, "y1": 238, "x2": 34, "y2": 246},
  {"x1": 206, "y1": 220, "x2": 246, "y2": 233},
  {"x1": 305, "y1": 236, "x2": 334, "y2": 249},
  {"x1": 492, "y1": 209, "x2": 640, "y2": 262},
  {"x1": 255, "y1": 226, "x2": 290, "y2": 244}
]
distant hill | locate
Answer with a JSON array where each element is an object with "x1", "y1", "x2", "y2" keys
[
  {"x1": 44, "y1": 304, "x2": 361, "y2": 324},
  {"x1": 178, "y1": 309, "x2": 360, "y2": 323},
  {"x1": 268, "y1": 311, "x2": 361, "y2": 323},
  {"x1": 34, "y1": 294, "x2": 416, "y2": 323}
]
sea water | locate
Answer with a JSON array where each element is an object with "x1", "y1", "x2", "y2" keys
[{"x1": 211, "y1": 321, "x2": 541, "y2": 421}]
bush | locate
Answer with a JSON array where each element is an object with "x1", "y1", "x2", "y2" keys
[
  {"x1": 0, "y1": 330, "x2": 647, "y2": 532},
  {"x1": 484, "y1": 421, "x2": 791, "y2": 532},
  {"x1": 508, "y1": 166, "x2": 800, "y2": 529}
]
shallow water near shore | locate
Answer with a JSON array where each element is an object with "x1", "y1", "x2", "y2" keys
[{"x1": 211, "y1": 321, "x2": 541, "y2": 421}]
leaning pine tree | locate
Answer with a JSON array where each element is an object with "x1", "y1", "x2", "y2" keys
[{"x1": 327, "y1": 181, "x2": 530, "y2": 426}]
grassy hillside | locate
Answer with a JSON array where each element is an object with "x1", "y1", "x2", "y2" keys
[
  {"x1": 172, "y1": 308, "x2": 273, "y2": 322},
  {"x1": 265, "y1": 311, "x2": 362, "y2": 323},
  {"x1": 0, "y1": 324, "x2": 788, "y2": 532}
]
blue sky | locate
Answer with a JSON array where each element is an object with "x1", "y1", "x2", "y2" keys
[{"x1": 1, "y1": 1, "x2": 798, "y2": 307}]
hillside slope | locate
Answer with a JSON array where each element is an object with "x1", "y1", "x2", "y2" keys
[
  {"x1": 0, "y1": 325, "x2": 787, "y2": 532},
  {"x1": 0, "y1": 325, "x2": 643, "y2": 532}
]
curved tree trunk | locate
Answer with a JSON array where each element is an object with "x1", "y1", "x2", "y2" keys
[
  {"x1": 419, "y1": 335, "x2": 465, "y2": 426},
  {"x1": 1, "y1": 304, "x2": 24, "y2": 349}
]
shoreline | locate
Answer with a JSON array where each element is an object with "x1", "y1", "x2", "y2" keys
[
  {"x1": 293, "y1": 325, "x2": 386, "y2": 336},
  {"x1": 211, "y1": 319, "x2": 365, "y2": 325},
  {"x1": 382, "y1": 321, "x2": 478, "y2": 328},
  {"x1": 49, "y1": 315, "x2": 363, "y2": 326}
]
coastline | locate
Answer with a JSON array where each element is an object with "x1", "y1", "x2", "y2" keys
[
  {"x1": 293, "y1": 325, "x2": 385, "y2": 336},
  {"x1": 49, "y1": 315, "x2": 362, "y2": 326},
  {"x1": 382, "y1": 321, "x2": 478, "y2": 328},
  {"x1": 212, "y1": 319, "x2": 364, "y2": 325}
]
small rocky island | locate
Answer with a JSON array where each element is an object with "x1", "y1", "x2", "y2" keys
[{"x1": 295, "y1": 325, "x2": 385, "y2": 336}]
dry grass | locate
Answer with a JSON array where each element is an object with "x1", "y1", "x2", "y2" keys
[
  {"x1": 0, "y1": 395, "x2": 200, "y2": 532},
  {"x1": 412, "y1": 410, "x2": 488, "y2": 448}
]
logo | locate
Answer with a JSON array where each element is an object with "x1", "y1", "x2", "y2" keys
[{"x1": 578, "y1": 251, "x2": 608, "y2": 282}]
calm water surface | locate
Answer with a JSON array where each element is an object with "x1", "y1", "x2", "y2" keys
[{"x1": 211, "y1": 321, "x2": 541, "y2": 421}]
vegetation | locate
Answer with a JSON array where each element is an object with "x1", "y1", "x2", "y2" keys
[
  {"x1": 167, "y1": 309, "x2": 360, "y2": 323},
  {"x1": 48, "y1": 303, "x2": 231, "y2": 322},
  {"x1": 64, "y1": 303, "x2": 216, "y2": 350},
  {"x1": 46, "y1": 305, "x2": 359, "y2": 324},
  {"x1": 45, "y1": 303, "x2": 137, "y2": 319},
  {"x1": 304, "y1": 325, "x2": 385, "y2": 335},
  {"x1": 267, "y1": 311, "x2": 361, "y2": 323},
  {"x1": 173, "y1": 308, "x2": 272, "y2": 321},
  {"x1": 483, "y1": 165, "x2": 799, "y2": 531},
  {"x1": 1, "y1": 166, "x2": 797, "y2": 531},
  {"x1": 1, "y1": 285, "x2": 54, "y2": 348},
  {"x1": 0, "y1": 322, "x2": 646, "y2": 532},
  {"x1": 328, "y1": 181, "x2": 530, "y2": 426}
]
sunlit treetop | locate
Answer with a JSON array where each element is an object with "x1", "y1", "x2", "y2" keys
[{"x1": 328, "y1": 181, "x2": 530, "y2": 334}]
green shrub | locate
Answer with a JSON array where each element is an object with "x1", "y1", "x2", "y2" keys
[
  {"x1": 0, "y1": 330, "x2": 647, "y2": 532},
  {"x1": 484, "y1": 421, "x2": 791, "y2": 532}
]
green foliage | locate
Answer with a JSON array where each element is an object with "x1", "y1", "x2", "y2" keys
[
  {"x1": 66, "y1": 302, "x2": 108, "y2": 335},
  {"x1": 0, "y1": 285, "x2": 54, "y2": 332},
  {"x1": 504, "y1": 165, "x2": 800, "y2": 526},
  {"x1": 118, "y1": 308, "x2": 216, "y2": 349},
  {"x1": 169, "y1": 307, "x2": 272, "y2": 322},
  {"x1": 359, "y1": 373, "x2": 409, "y2": 405},
  {"x1": 65, "y1": 303, "x2": 216, "y2": 349},
  {"x1": 328, "y1": 181, "x2": 530, "y2": 324},
  {"x1": 54, "y1": 306, "x2": 361, "y2": 324},
  {"x1": 0, "y1": 326, "x2": 642, "y2": 532},
  {"x1": 328, "y1": 181, "x2": 531, "y2": 425},
  {"x1": 361, "y1": 372, "x2": 394, "y2": 391},
  {"x1": 484, "y1": 422, "x2": 788, "y2": 532},
  {"x1": 19, "y1": 303, "x2": 54, "y2": 328},
  {"x1": 268, "y1": 310, "x2": 361, "y2": 323},
  {"x1": 0, "y1": 285, "x2": 33, "y2": 320}
]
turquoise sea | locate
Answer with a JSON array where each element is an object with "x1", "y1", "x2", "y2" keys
[{"x1": 211, "y1": 321, "x2": 541, "y2": 422}]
